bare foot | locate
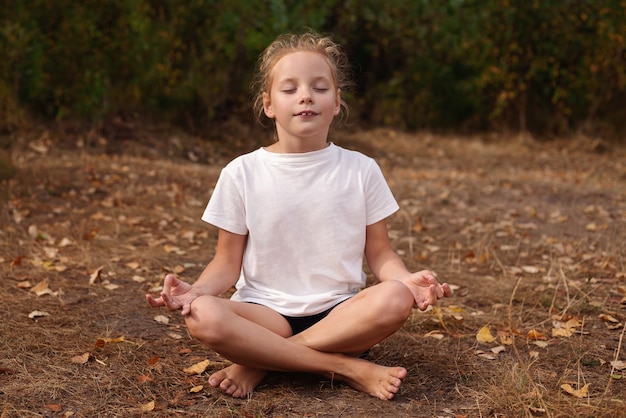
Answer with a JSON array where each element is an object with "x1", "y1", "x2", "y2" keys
[
  {"x1": 331, "y1": 360, "x2": 407, "y2": 400},
  {"x1": 208, "y1": 364, "x2": 267, "y2": 398}
]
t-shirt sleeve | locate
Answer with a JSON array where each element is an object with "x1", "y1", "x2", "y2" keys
[
  {"x1": 365, "y1": 159, "x2": 400, "y2": 225},
  {"x1": 201, "y1": 168, "x2": 248, "y2": 235}
]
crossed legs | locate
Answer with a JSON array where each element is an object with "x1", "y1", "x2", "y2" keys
[{"x1": 184, "y1": 280, "x2": 415, "y2": 400}]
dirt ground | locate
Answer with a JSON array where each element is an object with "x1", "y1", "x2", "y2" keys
[{"x1": 1, "y1": 125, "x2": 625, "y2": 418}]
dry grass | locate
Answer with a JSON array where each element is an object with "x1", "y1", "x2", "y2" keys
[{"x1": 1, "y1": 126, "x2": 625, "y2": 417}]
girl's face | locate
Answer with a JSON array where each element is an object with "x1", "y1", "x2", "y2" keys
[{"x1": 263, "y1": 51, "x2": 341, "y2": 150}]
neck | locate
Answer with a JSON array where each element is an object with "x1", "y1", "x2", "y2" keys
[{"x1": 266, "y1": 129, "x2": 330, "y2": 154}]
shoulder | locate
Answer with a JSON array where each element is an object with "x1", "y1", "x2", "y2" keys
[
  {"x1": 333, "y1": 144, "x2": 376, "y2": 165},
  {"x1": 221, "y1": 148, "x2": 263, "y2": 173}
]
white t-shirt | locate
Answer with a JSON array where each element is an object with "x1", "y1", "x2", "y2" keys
[{"x1": 201, "y1": 142, "x2": 399, "y2": 316}]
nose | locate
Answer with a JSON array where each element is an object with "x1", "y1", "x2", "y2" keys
[{"x1": 299, "y1": 88, "x2": 313, "y2": 104}]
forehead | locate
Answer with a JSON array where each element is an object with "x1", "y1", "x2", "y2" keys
[{"x1": 272, "y1": 51, "x2": 334, "y2": 82}]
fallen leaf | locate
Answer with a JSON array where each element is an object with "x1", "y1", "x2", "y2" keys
[
  {"x1": 527, "y1": 329, "x2": 547, "y2": 340},
  {"x1": 147, "y1": 356, "x2": 159, "y2": 365},
  {"x1": 103, "y1": 283, "x2": 120, "y2": 291},
  {"x1": 521, "y1": 265, "x2": 540, "y2": 274},
  {"x1": 126, "y1": 261, "x2": 140, "y2": 269},
  {"x1": 610, "y1": 360, "x2": 626, "y2": 371},
  {"x1": 490, "y1": 345, "x2": 506, "y2": 354},
  {"x1": 154, "y1": 315, "x2": 170, "y2": 325},
  {"x1": 139, "y1": 400, "x2": 155, "y2": 412},
  {"x1": 31, "y1": 280, "x2": 55, "y2": 297},
  {"x1": 28, "y1": 310, "x2": 50, "y2": 319},
  {"x1": 560, "y1": 383, "x2": 589, "y2": 398},
  {"x1": 189, "y1": 385, "x2": 204, "y2": 393},
  {"x1": 16, "y1": 280, "x2": 32, "y2": 289},
  {"x1": 476, "y1": 326, "x2": 497, "y2": 343},
  {"x1": 95, "y1": 336, "x2": 125, "y2": 347},
  {"x1": 89, "y1": 266, "x2": 104, "y2": 285},
  {"x1": 183, "y1": 359, "x2": 211, "y2": 375},
  {"x1": 424, "y1": 330, "x2": 444, "y2": 340},
  {"x1": 71, "y1": 353, "x2": 91, "y2": 364},
  {"x1": 475, "y1": 350, "x2": 496, "y2": 360},
  {"x1": 44, "y1": 404, "x2": 62, "y2": 412},
  {"x1": 599, "y1": 314, "x2": 619, "y2": 323},
  {"x1": 137, "y1": 375, "x2": 154, "y2": 383}
]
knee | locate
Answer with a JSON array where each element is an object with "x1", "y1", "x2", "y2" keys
[
  {"x1": 371, "y1": 280, "x2": 414, "y2": 325},
  {"x1": 184, "y1": 295, "x2": 228, "y2": 345}
]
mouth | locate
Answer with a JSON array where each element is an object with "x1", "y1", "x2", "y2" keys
[{"x1": 295, "y1": 110, "x2": 318, "y2": 117}]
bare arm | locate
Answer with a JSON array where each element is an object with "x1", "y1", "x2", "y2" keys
[
  {"x1": 146, "y1": 228, "x2": 246, "y2": 314},
  {"x1": 365, "y1": 219, "x2": 452, "y2": 310},
  {"x1": 192, "y1": 228, "x2": 247, "y2": 296},
  {"x1": 364, "y1": 219, "x2": 413, "y2": 282}
]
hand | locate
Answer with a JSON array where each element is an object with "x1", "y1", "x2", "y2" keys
[
  {"x1": 402, "y1": 270, "x2": 452, "y2": 311},
  {"x1": 145, "y1": 274, "x2": 199, "y2": 315}
]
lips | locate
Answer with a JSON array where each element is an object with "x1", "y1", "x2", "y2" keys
[{"x1": 295, "y1": 110, "x2": 318, "y2": 116}]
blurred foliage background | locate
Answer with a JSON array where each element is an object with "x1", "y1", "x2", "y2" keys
[{"x1": 1, "y1": 0, "x2": 625, "y2": 139}]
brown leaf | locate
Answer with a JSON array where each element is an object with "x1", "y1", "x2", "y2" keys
[
  {"x1": 136, "y1": 375, "x2": 154, "y2": 383},
  {"x1": 88, "y1": 267, "x2": 104, "y2": 285},
  {"x1": 71, "y1": 353, "x2": 91, "y2": 365},
  {"x1": 139, "y1": 400, "x2": 155, "y2": 412},
  {"x1": 560, "y1": 383, "x2": 589, "y2": 398},
  {"x1": 527, "y1": 329, "x2": 547, "y2": 340},
  {"x1": 31, "y1": 280, "x2": 54, "y2": 297},
  {"x1": 44, "y1": 404, "x2": 62, "y2": 412}
]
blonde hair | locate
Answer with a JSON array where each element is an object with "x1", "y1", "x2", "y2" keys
[{"x1": 251, "y1": 31, "x2": 352, "y2": 124}]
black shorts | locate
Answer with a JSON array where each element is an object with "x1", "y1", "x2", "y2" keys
[
  {"x1": 248, "y1": 299, "x2": 370, "y2": 358},
  {"x1": 281, "y1": 303, "x2": 340, "y2": 335},
  {"x1": 247, "y1": 300, "x2": 346, "y2": 335}
]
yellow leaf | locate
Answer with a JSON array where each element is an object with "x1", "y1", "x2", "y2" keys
[
  {"x1": 189, "y1": 385, "x2": 204, "y2": 393},
  {"x1": 154, "y1": 315, "x2": 170, "y2": 325},
  {"x1": 183, "y1": 359, "x2": 211, "y2": 375},
  {"x1": 476, "y1": 326, "x2": 497, "y2": 343},
  {"x1": 552, "y1": 327, "x2": 573, "y2": 338},
  {"x1": 499, "y1": 334, "x2": 514, "y2": 345},
  {"x1": 560, "y1": 383, "x2": 589, "y2": 398}
]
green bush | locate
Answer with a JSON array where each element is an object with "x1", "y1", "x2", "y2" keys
[{"x1": 1, "y1": 0, "x2": 624, "y2": 137}]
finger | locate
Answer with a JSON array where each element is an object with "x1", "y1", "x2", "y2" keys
[
  {"x1": 162, "y1": 274, "x2": 175, "y2": 296},
  {"x1": 442, "y1": 283, "x2": 453, "y2": 297},
  {"x1": 181, "y1": 303, "x2": 191, "y2": 316},
  {"x1": 146, "y1": 294, "x2": 164, "y2": 308},
  {"x1": 418, "y1": 284, "x2": 438, "y2": 311}
]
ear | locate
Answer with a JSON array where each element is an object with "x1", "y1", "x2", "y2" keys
[
  {"x1": 333, "y1": 88, "x2": 341, "y2": 116},
  {"x1": 263, "y1": 92, "x2": 275, "y2": 118}
]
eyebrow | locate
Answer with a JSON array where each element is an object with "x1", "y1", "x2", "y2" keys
[{"x1": 276, "y1": 76, "x2": 331, "y2": 84}]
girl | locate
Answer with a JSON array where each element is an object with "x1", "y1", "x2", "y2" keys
[{"x1": 147, "y1": 31, "x2": 452, "y2": 401}]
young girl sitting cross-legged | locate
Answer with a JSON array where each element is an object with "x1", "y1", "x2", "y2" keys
[{"x1": 146, "y1": 30, "x2": 452, "y2": 401}]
